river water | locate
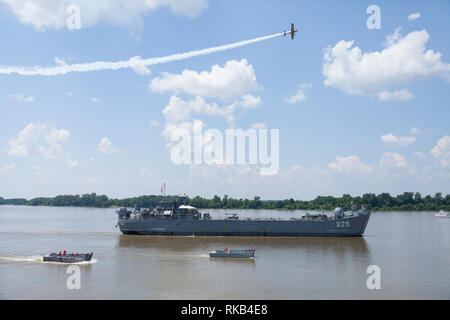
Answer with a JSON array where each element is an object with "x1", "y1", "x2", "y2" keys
[{"x1": 0, "y1": 206, "x2": 448, "y2": 299}]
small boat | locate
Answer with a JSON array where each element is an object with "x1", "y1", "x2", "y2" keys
[
  {"x1": 435, "y1": 210, "x2": 450, "y2": 218},
  {"x1": 209, "y1": 248, "x2": 255, "y2": 259},
  {"x1": 43, "y1": 252, "x2": 93, "y2": 263}
]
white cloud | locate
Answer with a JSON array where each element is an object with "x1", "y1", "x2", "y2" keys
[
  {"x1": 285, "y1": 83, "x2": 312, "y2": 104},
  {"x1": 7, "y1": 123, "x2": 44, "y2": 157},
  {"x1": 380, "y1": 152, "x2": 409, "y2": 169},
  {"x1": 163, "y1": 95, "x2": 237, "y2": 126},
  {"x1": 0, "y1": 0, "x2": 209, "y2": 30},
  {"x1": 8, "y1": 123, "x2": 70, "y2": 159},
  {"x1": 150, "y1": 59, "x2": 259, "y2": 101},
  {"x1": 239, "y1": 94, "x2": 261, "y2": 109},
  {"x1": 381, "y1": 133, "x2": 416, "y2": 146},
  {"x1": 97, "y1": 137, "x2": 119, "y2": 154},
  {"x1": 328, "y1": 155, "x2": 373, "y2": 174},
  {"x1": 161, "y1": 94, "x2": 264, "y2": 162},
  {"x1": 410, "y1": 127, "x2": 420, "y2": 135},
  {"x1": 91, "y1": 97, "x2": 100, "y2": 103},
  {"x1": 9, "y1": 94, "x2": 34, "y2": 102},
  {"x1": 408, "y1": 12, "x2": 421, "y2": 21},
  {"x1": 0, "y1": 163, "x2": 16, "y2": 176},
  {"x1": 161, "y1": 95, "x2": 239, "y2": 149},
  {"x1": 376, "y1": 89, "x2": 414, "y2": 101},
  {"x1": 154, "y1": 60, "x2": 265, "y2": 163},
  {"x1": 322, "y1": 29, "x2": 450, "y2": 98},
  {"x1": 430, "y1": 135, "x2": 450, "y2": 167},
  {"x1": 149, "y1": 120, "x2": 159, "y2": 127}
]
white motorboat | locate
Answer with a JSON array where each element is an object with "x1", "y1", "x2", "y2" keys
[{"x1": 435, "y1": 210, "x2": 450, "y2": 218}]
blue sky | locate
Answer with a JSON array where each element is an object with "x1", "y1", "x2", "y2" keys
[{"x1": 0, "y1": 0, "x2": 449, "y2": 200}]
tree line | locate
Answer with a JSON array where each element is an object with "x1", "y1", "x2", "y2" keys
[{"x1": 1, "y1": 192, "x2": 449, "y2": 211}]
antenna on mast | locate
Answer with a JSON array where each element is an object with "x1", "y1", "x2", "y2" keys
[{"x1": 161, "y1": 183, "x2": 167, "y2": 196}]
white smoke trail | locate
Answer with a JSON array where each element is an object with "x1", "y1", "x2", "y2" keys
[{"x1": 0, "y1": 32, "x2": 284, "y2": 76}]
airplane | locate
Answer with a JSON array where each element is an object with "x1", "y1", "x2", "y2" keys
[{"x1": 284, "y1": 23, "x2": 298, "y2": 40}]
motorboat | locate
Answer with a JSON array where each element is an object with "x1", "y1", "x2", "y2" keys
[{"x1": 209, "y1": 248, "x2": 255, "y2": 259}]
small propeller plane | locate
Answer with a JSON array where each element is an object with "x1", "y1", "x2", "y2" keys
[{"x1": 284, "y1": 23, "x2": 298, "y2": 40}]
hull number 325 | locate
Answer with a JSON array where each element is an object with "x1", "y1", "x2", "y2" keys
[{"x1": 336, "y1": 221, "x2": 350, "y2": 228}]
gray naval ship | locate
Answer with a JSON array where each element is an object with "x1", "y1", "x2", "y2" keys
[{"x1": 116, "y1": 197, "x2": 370, "y2": 237}]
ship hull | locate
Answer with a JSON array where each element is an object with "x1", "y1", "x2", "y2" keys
[{"x1": 118, "y1": 213, "x2": 370, "y2": 237}]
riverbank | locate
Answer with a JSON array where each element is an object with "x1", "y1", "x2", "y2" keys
[
  {"x1": 1, "y1": 204, "x2": 444, "y2": 214},
  {"x1": 1, "y1": 192, "x2": 449, "y2": 212}
]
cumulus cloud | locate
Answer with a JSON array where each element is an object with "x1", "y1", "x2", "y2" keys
[
  {"x1": 322, "y1": 29, "x2": 450, "y2": 98},
  {"x1": 9, "y1": 94, "x2": 34, "y2": 102},
  {"x1": 0, "y1": 0, "x2": 209, "y2": 30},
  {"x1": 163, "y1": 95, "x2": 237, "y2": 125},
  {"x1": 328, "y1": 155, "x2": 373, "y2": 174},
  {"x1": 97, "y1": 137, "x2": 120, "y2": 154},
  {"x1": 408, "y1": 12, "x2": 421, "y2": 21},
  {"x1": 8, "y1": 123, "x2": 70, "y2": 159},
  {"x1": 239, "y1": 94, "x2": 261, "y2": 109},
  {"x1": 160, "y1": 94, "x2": 266, "y2": 165},
  {"x1": 430, "y1": 135, "x2": 450, "y2": 167},
  {"x1": 380, "y1": 152, "x2": 409, "y2": 169},
  {"x1": 381, "y1": 133, "x2": 416, "y2": 146},
  {"x1": 285, "y1": 83, "x2": 312, "y2": 104},
  {"x1": 150, "y1": 59, "x2": 259, "y2": 101},
  {"x1": 153, "y1": 59, "x2": 265, "y2": 166},
  {"x1": 410, "y1": 127, "x2": 420, "y2": 135},
  {"x1": 154, "y1": 60, "x2": 263, "y2": 150},
  {"x1": 161, "y1": 95, "x2": 239, "y2": 148}
]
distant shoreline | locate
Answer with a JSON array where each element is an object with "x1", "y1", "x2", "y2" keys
[
  {"x1": 1, "y1": 192, "x2": 449, "y2": 212},
  {"x1": 0, "y1": 203, "x2": 443, "y2": 213}
]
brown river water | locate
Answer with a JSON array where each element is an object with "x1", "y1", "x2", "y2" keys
[{"x1": 0, "y1": 205, "x2": 449, "y2": 299}]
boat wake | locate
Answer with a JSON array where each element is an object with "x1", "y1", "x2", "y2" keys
[
  {"x1": 0, "y1": 255, "x2": 98, "y2": 265},
  {"x1": 0, "y1": 255, "x2": 43, "y2": 263}
]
